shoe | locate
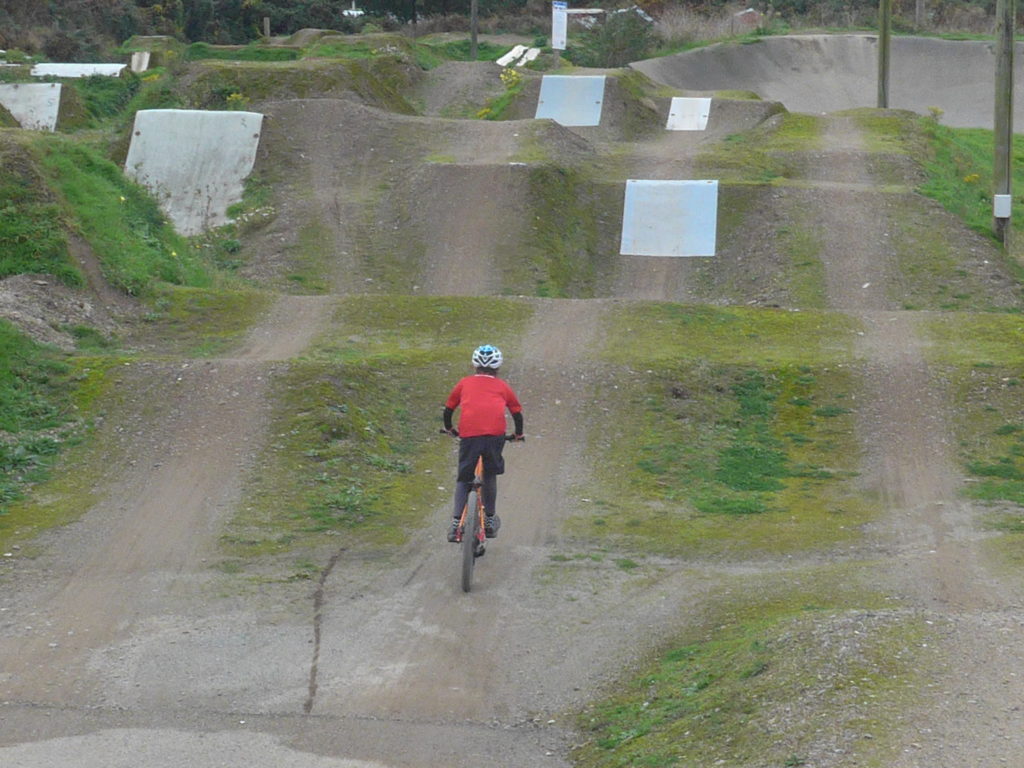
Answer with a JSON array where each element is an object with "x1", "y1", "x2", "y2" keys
[
  {"x1": 484, "y1": 513, "x2": 501, "y2": 538},
  {"x1": 447, "y1": 519, "x2": 461, "y2": 543}
]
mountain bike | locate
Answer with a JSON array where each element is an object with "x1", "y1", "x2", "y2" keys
[{"x1": 442, "y1": 432, "x2": 518, "y2": 593}]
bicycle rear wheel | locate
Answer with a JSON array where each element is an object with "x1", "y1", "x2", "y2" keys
[{"x1": 461, "y1": 490, "x2": 480, "y2": 593}]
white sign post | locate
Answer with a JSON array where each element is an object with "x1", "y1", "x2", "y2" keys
[{"x1": 552, "y1": 1, "x2": 568, "y2": 51}]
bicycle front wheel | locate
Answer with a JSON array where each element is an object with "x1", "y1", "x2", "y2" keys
[{"x1": 461, "y1": 490, "x2": 480, "y2": 593}]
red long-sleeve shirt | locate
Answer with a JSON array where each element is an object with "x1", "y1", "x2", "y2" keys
[{"x1": 445, "y1": 374, "x2": 522, "y2": 437}]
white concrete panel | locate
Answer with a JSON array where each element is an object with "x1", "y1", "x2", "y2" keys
[
  {"x1": 666, "y1": 96, "x2": 711, "y2": 131},
  {"x1": 535, "y1": 75, "x2": 605, "y2": 127},
  {"x1": 496, "y1": 45, "x2": 526, "y2": 67},
  {"x1": 517, "y1": 48, "x2": 541, "y2": 66},
  {"x1": 124, "y1": 109, "x2": 264, "y2": 236},
  {"x1": 619, "y1": 179, "x2": 719, "y2": 257},
  {"x1": 31, "y1": 62, "x2": 127, "y2": 78},
  {"x1": 131, "y1": 51, "x2": 151, "y2": 73},
  {"x1": 0, "y1": 83, "x2": 61, "y2": 131}
]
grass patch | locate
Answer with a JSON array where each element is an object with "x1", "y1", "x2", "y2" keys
[
  {"x1": 186, "y1": 42, "x2": 300, "y2": 62},
  {"x1": 517, "y1": 167, "x2": 619, "y2": 297},
  {"x1": 574, "y1": 573, "x2": 933, "y2": 768},
  {"x1": 67, "y1": 72, "x2": 142, "y2": 124},
  {"x1": 0, "y1": 321, "x2": 83, "y2": 544},
  {"x1": 922, "y1": 313, "x2": 1024, "y2": 366},
  {"x1": 912, "y1": 116, "x2": 1024, "y2": 250},
  {"x1": 0, "y1": 137, "x2": 78, "y2": 285},
  {"x1": 28, "y1": 135, "x2": 212, "y2": 295},
  {"x1": 603, "y1": 304, "x2": 857, "y2": 367},
  {"x1": 574, "y1": 305, "x2": 869, "y2": 557},
  {"x1": 695, "y1": 112, "x2": 817, "y2": 182},
  {"x1": 420, "y1": 39, "x2": 511, "y2": 63},
  {"x1": 225, "y1": 296, "x2": 533, "y2": 558}
]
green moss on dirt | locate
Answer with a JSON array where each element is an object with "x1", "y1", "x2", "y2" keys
[
  {"x1": 574, "y1": 570, "x2": 934, "y2": 768},
  {"x1": 931, "y1": 353, "x2": 1024, "y2": 579},
  {"x1": 603, "y1": 304, "x2": 857, "y2": 367},
  {"x1": 0, "y1": 101, "x2": 19, "y2": 127},
  {"x1": 224, "y1": 296, "x2": 533, "y2": 560},
  {"x1": 282, "y1": 219, "x2": 334, "y2": 294},
  {"x1": 887, "y1": 199, "x2": 1018, "y2": 311},
  {"x1": 135, "y1": 285, "x2": 273, "y2": 357},
  {"x1": 922, "y1": 313, "x2": 1024, "y2": 366},
  {"x1": 516, "y1": 166, "x2": 619, "y2": 297},
  {"x1": 608, "y1": 69, "x2": 670, "y2": 141},
  {"x1": 0, "y1": 356, "x2": 177, "y2": 552},
  {"x1": 777, "y1": 213, "x2": 827, "y2": 308},
  {"x1": 0, "y1": 322, "x2": 81, "y2": 539},
  {"x1": 696, "y1": 112, "x2": 823, "y2": 183},
  {"x1": 572, "y1": 305, "x2": 869, "y2": 557},
  {"x1": 180, "y1": 58, "x2": 419, "y2": 114}
]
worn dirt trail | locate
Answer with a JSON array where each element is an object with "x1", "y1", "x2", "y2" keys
[
  {"x1": 308, "y1": 302, "x2": 605, "y2": 718},
  {"x1": 0, "y1": 295, "x2": 334, "y2": 706},
  {"x1": 816, "y1": 115, "x2": 1024, "y2": 765}
]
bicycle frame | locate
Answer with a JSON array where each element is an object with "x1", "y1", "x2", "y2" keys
[
  {"x1": 457, "y1": 456, "x2": 486, "y2": 592},
  {"x1": 455, "y1": 456, "x2": 485, "y2": 545}
]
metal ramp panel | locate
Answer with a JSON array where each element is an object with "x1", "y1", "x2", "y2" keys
[
  {"x1": 534, "y1": 75, "x2": 605, "y2": 127},
  {"x1": 619, "y1": 179, "x2": 719, "y2": 257}
]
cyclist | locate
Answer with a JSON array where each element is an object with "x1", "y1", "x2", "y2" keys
[{"x1": 442, "y1": 344, "x2": 524, "y2": 542}]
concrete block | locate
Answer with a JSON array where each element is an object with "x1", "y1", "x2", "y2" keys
[
  {"x1": 130, "y1": 52, "x2": 151, "y2": 73},
  {"x1": 0, "y1": 83, "x2": 61, "y2": 131},
  {"x1": 666, "y1": 97, "x2": 711, "y2": 131},
  {"x1": 124, "y1": 109, "x2": 264, "y2": 236},
  {"x1": 31, "y1": 63, "x2": 127, "y2": 78},
  {"x1": 496, "y1": 45, "x2": 526, "y2": 67}
]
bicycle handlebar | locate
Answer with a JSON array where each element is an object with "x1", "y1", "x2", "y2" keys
[{"x1": 439, "y1": 429, "x2": 523, "y2": 442}]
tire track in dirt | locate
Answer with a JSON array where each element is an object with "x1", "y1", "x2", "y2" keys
[
  {"x1": 0, "y1": 295, "x2": 335, "y2": 707},
  {"x1": 816, "y1": 116, "x2": 991, "y2": 606}
]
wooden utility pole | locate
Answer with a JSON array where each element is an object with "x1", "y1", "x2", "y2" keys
[
  {"x1": 470, "y1": 0, "x2": 479, "y2": 60},
  {"x1": 877, "y1": 0, "x2": 891, "y2": 108},
  {"x1": 994, "y1": 0, "x2": 1015, "y2": 246}
]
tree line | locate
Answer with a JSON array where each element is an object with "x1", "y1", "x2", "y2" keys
[{"x1": 0, "y1": 1, "x2": 1011, "y2": 59}]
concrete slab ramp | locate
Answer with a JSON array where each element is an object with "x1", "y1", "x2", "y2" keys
[
  {"x1": 124, "y1": 109, "x2": 263, "y2": 236},
  {"x1": 0, "y1": 83, "x2": 61, "y2": 131},
  {"x1": 31, "y1": 63, "x2": 127, "y2": 78},
  {"x1": 631, "y1": 34, "x2": 1023, "y2": 129}
]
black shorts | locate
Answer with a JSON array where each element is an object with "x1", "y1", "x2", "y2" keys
[{"x1": 457, "y1": 434, "x2": 507, "y2": 483}]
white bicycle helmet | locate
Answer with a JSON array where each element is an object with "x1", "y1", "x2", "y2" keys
[{"x1": 472, "y1": 344, "x2": 503, "y2": 369}]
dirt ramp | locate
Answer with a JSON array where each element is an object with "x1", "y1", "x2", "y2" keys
[
  {"x1": 632, "y1": 34, "x2": 1024, "y2": 129},
  {"x1": 387, "y1": 162, "x2": 532, "y2": 295},
  {"x1": 409, "y1": 60, "x2": 507, "y2": 117}
]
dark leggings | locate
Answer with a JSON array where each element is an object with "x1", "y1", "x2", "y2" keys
[{"x1": 452, "y1": 474, "x2": 497, "y2": 520}]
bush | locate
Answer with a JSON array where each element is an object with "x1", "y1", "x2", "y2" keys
[
  {"x1": 42, "y1": 31, "x2": 83, "y2": 63},
  {"x1": 564, "y1": 12, "x2": 655, "y2": 68}
]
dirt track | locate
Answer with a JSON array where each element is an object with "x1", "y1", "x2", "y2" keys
[{"x1": 4, "y1": 43, "x2": 1024, "y2": 768}]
